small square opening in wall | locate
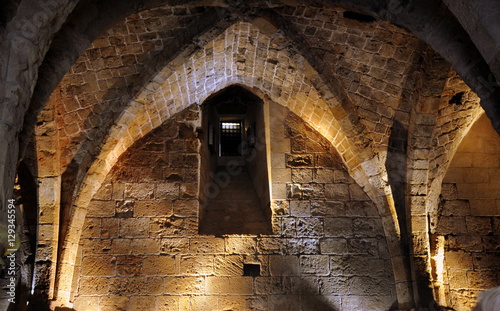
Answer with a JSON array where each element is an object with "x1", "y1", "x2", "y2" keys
[{"x1": 243, "y1": 264, "x2": 260, "y2": 276}]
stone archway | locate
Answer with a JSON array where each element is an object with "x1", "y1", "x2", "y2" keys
[{"x1": 50, "y1": 20, "x2": 409, "y2": 308}]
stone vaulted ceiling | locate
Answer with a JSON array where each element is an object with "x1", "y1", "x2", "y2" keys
[{"x1": 0, "y1": 0, "x2": 499, "y2": 310}]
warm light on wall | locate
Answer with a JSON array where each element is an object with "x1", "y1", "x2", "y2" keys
[
  {"x1": 431, "y1": 235, "x2": 448, "y2": 306},
  {"x1": 433, "y1": 239, "x2": 445, "y2": 284}
]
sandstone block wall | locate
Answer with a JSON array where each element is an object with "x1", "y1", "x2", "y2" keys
[
  {"x1": 73, "y1": 102, "x2": 395, "y2": 311},
  {"x1": 438, "y1": 114, "x2": 500, "y2": 310}
]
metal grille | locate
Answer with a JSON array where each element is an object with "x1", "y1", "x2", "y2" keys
[{"x1": 220, "y1": 121, "x2": 242, "y2": 156}]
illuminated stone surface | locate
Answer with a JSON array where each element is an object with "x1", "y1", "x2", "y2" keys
[{"x1": 0, "y1": 2, "x2": 499, "y2": 311}]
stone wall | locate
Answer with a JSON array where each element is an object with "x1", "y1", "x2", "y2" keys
[
  {"x1": 438, "y1": 114, "x2": 500, "y2": 310},
  {"x1": 72, "y1": 101, "x2": 395, "y2": 311},
  {"x1": 278, "y1": 6, "x2": 423, "y2": 150}
]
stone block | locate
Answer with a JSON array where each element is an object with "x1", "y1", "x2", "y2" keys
[
  {"x1": 467, "y1": 269, "x2": 499, "y2": 289},
  {"x1": 116, "y1": 255, "x2": 142, "y2": 276},
  {"x1": 271, "y1": 138, "x2": 291, "y2": 153},
  {"x1": 124, "y1": 183, "x2": 155, "y2": 200},
  {"x1": 130, "y1": 238, "x2": 161, "y2": 255},
  {"x1": 353, "y1": 218, "x2": 384, "y2": 237},
  {"x1": 157, "y1": 296, "x2": 179, "y2": 311},
  {"x1": 347, "y1": 238, "x2": 380, "y2": 256},
  {"x1": 290, "y1": 276, "x2": 320, "y2": 294},
  {"x1": 78, "y1": 277, "x2": 109, "y2": 295},
  {"x1": 281, "y1": 217, "x2": 297, "y2": 237},
  {"x1": 180, "y1": 183, "x2": 198, "y2": 199},
  {"x1": 119, "y1": 218, "x2": 149, "y2": 237},
  {"x1": 320, "y1": 238, "x2": 348, "y2": 254},
  {"x1": 34, "y1": 243, "x2": 56, "y2": 263},
  {"x1": 82, "y1": 218, "x2": 101, "y2": 238},
  {"x1": 341, "y1": 294, "x2": 394, "y2": 311},
  {"x1": 135, "y1": 200, "x2": 173, "y2": 217},
  {"x1": 324, "y1": 217, "x2": 353, "y2": 237},
  {"x1": 150, "y1": 216, "x2": 186, "y2": 237},
  {"x1": 311, "y1": 200, "x2": 345, "y2": 216},
  {"x1": 286, "y1": 154, "x2": 313, "y2": 167},
  {"x1": 206, "y1": 276, "x2": 253, "y2": 295},
  {"x1": 448, "y1": 268, "x2": 469, "y2": 289},
  {"x1": 445, "y1": 251, "x2": 473, "y2": 269},
  {"x1": 449, "y1": 290, "x2": 481, "y2": 311},
  {"x1": 109, "y1": 276, "x2": 163, "y2": 295},
  {"x1": 94, "y1": 183, "x2": 113, "y2": 200},
  {"x1": 214, "y1": 255, "x2": 244, "y2": 276},
  {"x1": 441, "y1": 199, "x2": 470, "y2": 216},
  {"x1": 316, "y1": 153, "x2": 343, "y2": 168},
  {"x1": 173, "y1": 199, "x2": 198, "y2": 217},
  {"x1": 286, "y1": 238, "x2": 320, "y2": 254},
  {"x1": 82, "y1": 238, "x2": 112, "y2": 255},
  {"x1": 129, "y1": 296, "x2": 157, "y2": 310},
  {"x1": 101, "y1": 218, "x2": 119, "y2": 238},
  {"x1": 257, "y1": 238, "x2": 287, "y2": 255},
  {"x1": 463, "y1": 168, "x2": 494, "y2": 183},
  {"x1": 271, "y1": 200, "x2": 289, "y2": 216},
  {"x1": 325, "y1": 184, "x2": 349, "y2": 200},
  {"x1": 269, "y1": 255, "x2": 299, "y2": 276},
  {"x1": 469, "y1": 199, "x2": 497, "y2": 216},
  {"x1": 456, "y1": 183, "x2": 478, "y2": 199},
  {"x1": 225, "y1": 237, "x2": 257, "y2": 254},
  {"x1": 272, "y1": 182, "x2": 287, "y2": 199},
  {"x1": 164, "y1": 168, "x2": 184, "y2": 182},
  {"x1": 271, "y1": 152, "x2": 286, "y2": 169},
  {"x1": 465, "y1": 216, "x2": 492, "y2": 235},
  {"x1": 334, "y1": 170, "x2": 350, "y2": 183},
  {"x1": 292, "y1": 168, "x2": 314, "y2": 183},
  {"x1": 115, "y1": 200, "x2": 135, "y2": 218},
  {"x1": 301, "y1": 183, "x2": 325, "y2": 200},
  {"x1": 38, "y1": 205, "x2": 58, "y2": 224},
  {"x1": 319, "y1": 276, "x2": 349, "y2": 295},
  {"x1": 345, "y1": 201, "x2": 378, "y2": 217},
  {"x1": 155, "y1": 183, "x2": 180, "y2": 200},
  {"x1": 112, "y1": 183, "x2": 125, "y2": 200},
  {"x1": 267, "y1": 295, "x2": 300, "y2": 311},
  {"x1": 159, "y1": 237, "x2": 189, "y2": 253},
  {"x1": 254, "y1": 276, "x2": 290, "y2": 294},
  {"x1": 189, "y1": 237, "x2": 225, "y2": 253},
  {"x1": 272, "y1": 168, "x2": 291, "y2": 183},
  {"x1": 111, "y1": 238, "x2": 132, "y2": 255},
  {"x1": 443, "y1": 167, "x2": 465, "y2": 183},
  {"x1": 289, "y1": 201, "x2": 311, "y2": 216},
  {"x1": 436, "y1": 216, "x2": 467, "y2": 235},
  {"x1": 81, "y1": 256, "x2": 116, "y2": 276},
  {"x1": 349, "y1": 276, "x2": 391, "y2": 295},
  {"x1": 473, "y1": 253, "x2": 500, "y2": 270},
  {"x1": 296, "y1": 217, "x2": 323, "y2": 236},
  {"x1": 186, "y1": 296, "x2": 218, "y2": 311},
  {"x1": 142, "y1": 255, "x2": 175, "y2": 275},
  {"x1": 165, "y1": 276, "x2": 205, "y2": 294},
  {"x1": 300, "y1": 255, "x2": 329, "y2": 275},
  {"x1": 180, "y1": 255, "x2": 214, "y2": 275},
  {"x1": 87, "y1": 200, "x2": 115, "y2": 217},
  {"x1": 73, "y1": 296, "x2": 99, "y2": 311},
  {"x1": 313, "y1": 168, "x2": 334, "y2": 183},
  {"x1": 348, "y1": 184, "x2": 370, "y2": 200},
  {"x1": 330, "y1": 255, "x2": 369, "y2": 276},
  {"x1": 170, "y1": 153, "x2": 198, "y2": 168}
]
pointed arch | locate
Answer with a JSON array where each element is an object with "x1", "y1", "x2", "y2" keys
[{"x1": 51, "y1": 20, "x2": 410, "y2": 307}]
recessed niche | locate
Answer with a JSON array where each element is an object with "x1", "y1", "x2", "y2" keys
[
  {"x1": 198, "y1": 85, "x2": 272, "y2": 235},
  {"x1": 243, "y1": 264, "x2": 261, "y2": 277}
]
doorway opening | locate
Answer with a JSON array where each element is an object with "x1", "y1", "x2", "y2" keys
[{"x1": 199, "y1": 85, "x2": 272, "y2": 235}]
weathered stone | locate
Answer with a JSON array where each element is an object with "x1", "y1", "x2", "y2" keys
[{"x1": 286, "y1": 154, "x2": 314, "y2": 167}]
